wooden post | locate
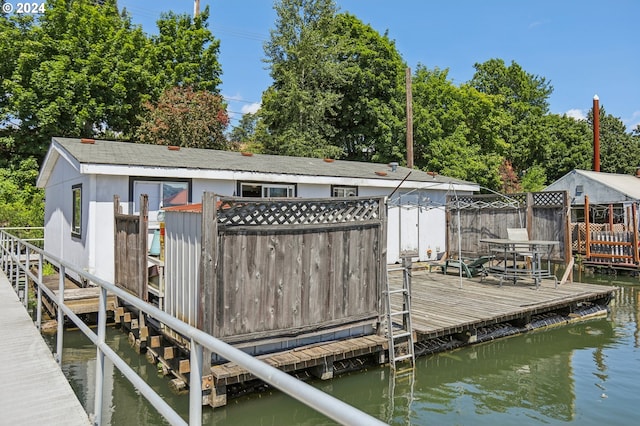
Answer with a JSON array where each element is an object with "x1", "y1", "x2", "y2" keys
[
  {"x1": 113, "y1": 195, "x2": 120, "y2": 289},
  {"x1": 525, "y1": 192, "x2": 534, "y2": 237},
  {"x1": 405, "y1": 67, "x2": 413, "y2": 169},
  {"x1": 632, "y1": 202, "x2": 639, "y2": 264},
  {"x1": 563, "y1": 191, "x2": 573, "y2": 282},
  {"x1": 139, "y1": 194, "x2": 149, "y2": 301},
  {"x1": 585, "y1": 195, "x2": 591, "y2": 261},
  {"x1": 608, "y1": 204, "x2": 614, "y2": 231},
  {"x1": 199, "y1": 192, "x2": 218, "y2": 366},
  {"x1": 378, "y1": 198, "x2": 388, "y2": 325}
]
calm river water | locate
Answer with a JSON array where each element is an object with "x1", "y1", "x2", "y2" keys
[{"x1": 46, "y1": 271, "x2": 640, "y2": 425}]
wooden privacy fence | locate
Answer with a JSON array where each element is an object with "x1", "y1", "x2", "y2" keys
[
  {"x1": 194, "y1": 193, "x2": 387, "y2": 343},
  {"x1": 446, "y1": 191, "x2": 571, "y2": 263},
  {"x1": 113, "y1": 194, "x2": 148, "y2": 300}
]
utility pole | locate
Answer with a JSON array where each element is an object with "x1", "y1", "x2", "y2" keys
[
  {"x1": 405, "y1": 67, "x2": 414, "y2": 169},
  {"x1": 194, "y1": 0, "x2": 201, "y2": 17}
]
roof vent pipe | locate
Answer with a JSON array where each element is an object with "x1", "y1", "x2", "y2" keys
[{"x1": 389, "y1": 162, "x2": 399, "y2": 172}]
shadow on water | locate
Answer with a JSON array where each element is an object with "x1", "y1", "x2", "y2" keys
[{"x1": 42, "y1": 268, "x2": 640, "y2": 425}]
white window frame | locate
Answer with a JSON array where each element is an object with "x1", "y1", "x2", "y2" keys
[
  {"x1": 131, "y1": 179, "x2": 190, "y2": 224},
  {"x1": 71, "y1": 184, "x2": 82, "y2": 238},
  {"x1": 332, "y1": 186, "x2": 358, "y2": 197},
  {"x1": 240, "y1": 182, "x2": 296, "y2": 198}
]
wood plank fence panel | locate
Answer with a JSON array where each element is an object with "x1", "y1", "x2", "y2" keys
[
  {"x1": 113, "y1": 195, "x2": 148, "y2": 300},
  {"x1": 446, "y1": 191, "x2": 568, "y2": 262},
  {"x1": 200, "y1": 194, "x2": 384, "y2": 342}
]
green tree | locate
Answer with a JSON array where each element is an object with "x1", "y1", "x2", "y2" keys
[
  {"x1": 330, "y1": 13, "x2": 406, "y2": 163},
  {"x1": 469, "y1": 58, "x2": 552, "y2": 118},
  {"x1": 261, "y1": 0, "x2": 345, "y2": 158},
  {"x1": 229, "y1": 112, "x2": 259, "y2": 144},
  {"x1": 2, "y1": 0, "x2": 153, "y2": 163},
  {"x1": 589, "y1": 107, "x2": 640, "y2": 174},
  {"x1": 411, "y1": 65, "x2": 504, "y2": 190},
  {"x1": 1, "y1": 0, "x2": 223, "y2": 166},
  {"x1": 469, "y1": 59, "x2": 554, "y2": 185},
  {"x1": 539, "y1": 114, "x2": 592, "y2": 182},
  {"x1": 150, "y1": 7, "x2": 222, "y2": 93},
  {"x1": 0, "y1": 158, "x2": 44, "y2": 227},
  {"x1": 135, "y1": 86, "x2": 229, "y2": 149}
]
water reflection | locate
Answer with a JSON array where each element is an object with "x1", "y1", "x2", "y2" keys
[
  {"x1": 44, "y1": 272, "x2": 640, "y2": 425},
  {"x1": 407, "y1": 320, "x2": 615, "y2": 424}
]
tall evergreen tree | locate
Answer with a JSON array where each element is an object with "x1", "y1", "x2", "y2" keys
[{"x1": 262, "y1": 0, "x2": 344, "y2": 158}]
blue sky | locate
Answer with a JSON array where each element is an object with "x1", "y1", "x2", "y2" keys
[{"x1": 118, "y1": 0, "x2": 639, "y2": 131}]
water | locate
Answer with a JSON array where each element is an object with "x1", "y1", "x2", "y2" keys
[{"x1": 46, "y1": 271, "x2": 640, "y2": 425}]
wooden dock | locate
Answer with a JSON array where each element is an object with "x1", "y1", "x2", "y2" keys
[
  {"x1": 205, "y1": 268, "x2": 616, "y2": 406},
  {"x1": 40, "y1": 273, "x2": 117, "y2": 318},
  {"x1": 394, "y1": 268, "x2": 615, "y2": 341},
  {"x1": 0, "y1": 270, "x2": 90, "y2": 425}
]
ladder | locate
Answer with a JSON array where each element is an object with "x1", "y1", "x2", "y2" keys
[
  {"x1": 386, "y1": 365, "x2": 416, "y2": 424},
  {"x1": 383, "y1": 253, "x2": 416, "y2": 370}
]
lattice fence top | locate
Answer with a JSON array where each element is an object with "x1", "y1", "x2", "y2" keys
[
  {"x1": 447, "y1": 194, "x2": 525, "y2": 210},
  {"x1": 216, "y1": 197, "x2": 383, "y2": 226},
  {"x1": 447, "y1": 191, "x2": 565, "y2": 210},
  {"x1": 532, "y1": 191, "x2": 565, "y2": 207}
]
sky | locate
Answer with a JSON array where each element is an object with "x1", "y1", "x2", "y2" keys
[{"x1": 117, "y1": 0, "x2": 640, "y2": 131}]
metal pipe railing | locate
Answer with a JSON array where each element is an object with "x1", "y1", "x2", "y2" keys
[{"x1": 0, "y1": 228, "x2": 386, "y2": 426}]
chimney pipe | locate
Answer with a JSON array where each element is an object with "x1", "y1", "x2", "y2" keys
[{"x1": 593, "y1": 95, "x2": 600, "y2": 172}]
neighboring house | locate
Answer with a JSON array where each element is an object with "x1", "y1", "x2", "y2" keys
[
  {"x1": 545, "y1": 169, "x2": 640, "y2": 268},
  {"x1": 545, "y1": 169, "x2": 640, "y2": 223},
  {"x1": 37, "y1": 137, "x2": 478, "y2": 283}
]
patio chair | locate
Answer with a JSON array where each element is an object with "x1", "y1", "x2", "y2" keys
[
  {"x1": 440, "y1": 255, "x2": 493, "y2": 278},
  {"x1": 507, "y1": 228, "x2": 533, "y2": 267},
  {"x1": 428, "y1": 251, "x2": 448, "y2": 273}
]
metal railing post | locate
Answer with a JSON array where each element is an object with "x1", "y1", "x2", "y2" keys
[
  {"x1": 56, "y1": 264, "x2": 65, "y2": 365},
  {"x1": 0, "y1": 227, "x2": 387, "y2": 426},
  {"x1": 0, "y1": 230, "x2": 4, "y2": 270},
  {"x1": 93, "y1": 287, "x2": 107, "y2": 426},
  {"x1": 189, "y1": 339, "x2": 203, "y2": 426},
  {"x1": 36, "y1": 253, "x2": 43, "y2": 330},
  {"x1": 10, "y1": 237, "x2": 15, "y2": 292},
  {"x1": 24, "y1": 245, "x2": 30, "y2": 309}
]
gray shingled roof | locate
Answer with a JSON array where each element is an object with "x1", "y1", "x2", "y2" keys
[{"x1": 51, "y1": 137, "x2": 475, "y2": 186}]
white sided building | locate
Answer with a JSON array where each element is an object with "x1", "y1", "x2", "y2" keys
[{"x1": 37, "y1": 137, "x2": 478, "y2": 282}]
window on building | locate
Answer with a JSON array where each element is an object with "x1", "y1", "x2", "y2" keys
[
  {"x1": 131, "y1": 179, "x2": 190, "y2": 223},
  {"x1": 332, "y1": 186, "x2": 358, "y2": 197},
  {"x1": 71, "y1": 184, "x2": 82, "y2": 238},
  {"x1": 240, "y1": 182, "x2": 295, "y2": 198}
]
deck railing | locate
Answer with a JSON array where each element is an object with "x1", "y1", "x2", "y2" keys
[{"x1": 0, "y1": 228, "x2": 385, "y2": 426}]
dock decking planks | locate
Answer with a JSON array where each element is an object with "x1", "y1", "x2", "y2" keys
[
  {"x1": 210, "y1": 267, "x2": 615, "y2": 395},
  {"x1": 40, "y1": 273, "x2": 117, "y2": 316},
  {"x1": 0, "y1": 271, "x2": 90, "y2": 425},
  {"x1": 397, "y1": 268, "x2": 615, "y2": 338}
]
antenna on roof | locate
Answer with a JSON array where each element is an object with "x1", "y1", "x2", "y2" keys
[{"x1": 388, "y1": 172, "x2": 412, "y2": 199}]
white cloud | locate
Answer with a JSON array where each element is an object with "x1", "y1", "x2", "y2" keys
[
  {"x1": 241, "y1": 102, "x2": 261, "y2": 114},
  {"x1": 528, "y1": 19, "x2": 550, "y2": 30},
  {"x1": 624, "y1": 110, "x2": 640, "y2": 131},
  {"x1": 565, "y1": 109, "x2": 587, "y2": 121}
]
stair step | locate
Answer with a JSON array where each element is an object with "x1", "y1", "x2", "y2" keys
[
  {"x1": 393, "y1": 354, "x2": 415, "y2": 362},
  {"x1": 390, "y1": 310, "x2": 410, "y2": 316},
  {"x1": 384, "y1": 289, "x2": 408, "y2": 295},
  {"x1": 391, "y1": 331, "x2": 412, "y2": 340}
]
